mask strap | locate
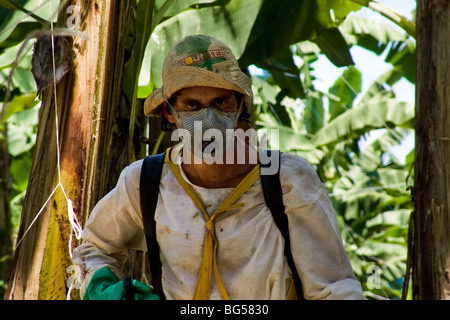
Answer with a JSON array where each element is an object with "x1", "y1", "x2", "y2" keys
[
  {"x1": 161, "y1": 87, "x2": 180, "y2": 121},
  {"x1": 234, "y1": 97, "x2": 245, "y2": 122}
]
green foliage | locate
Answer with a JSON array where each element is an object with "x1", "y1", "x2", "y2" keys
[
  {"x1": 252, "y1": 11, "x2": 414, "y2": 298},
  {"x1": 0, "y1": 0, "x2": 40, "y2": 296},
  {"x1": 340, "y1": 15, "x2": 416, "y2": 83},
  {"x1": 0, "y1": 17, "x2": 38, "y2": 227}
]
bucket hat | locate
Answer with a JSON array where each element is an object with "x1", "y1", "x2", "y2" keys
[{"x1": 144, "y1": 34, "x2": 253, "y2": 116}]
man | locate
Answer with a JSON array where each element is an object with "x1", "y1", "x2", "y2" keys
[{"x1": 72, "y1": 34, "x2": 364, "y2": 300}]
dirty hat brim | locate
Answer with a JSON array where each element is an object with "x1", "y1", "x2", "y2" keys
[{"x1": 144, "y1": 65, "x2": 252, "y2": 117}]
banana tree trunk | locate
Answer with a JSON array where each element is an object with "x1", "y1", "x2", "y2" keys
[
  {"x1": 414, "y1": 0, "x2": 450, "y2": 300},
  {"x1": 5, "y1": 0, "x2": 134, "y2": 300}
]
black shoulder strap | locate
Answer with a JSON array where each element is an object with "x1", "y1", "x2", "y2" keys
[
  {"x1": 140, "y1": 152, "x2": 166, "y2": 299},
  {"x1": 260, "y1": 149, "x2": 304, "y2": 300}
]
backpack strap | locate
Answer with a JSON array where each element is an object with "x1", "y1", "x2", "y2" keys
[
  {"x1": 140, "y1": 152, "x2": 166, "y2": 299},
  {"x1": 260, "y1": 149, "x2": 304, "y2": 300}
]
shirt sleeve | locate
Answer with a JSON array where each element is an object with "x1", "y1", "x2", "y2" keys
[
  {"x1": 280, "y1": 153, "x2": 365, "y2": 300},
  {"x1": 72, "y1": 159, "x2": 146, "y2": 297}
]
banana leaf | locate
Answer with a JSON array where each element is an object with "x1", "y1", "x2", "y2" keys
[
  {"x1": 313, "y1": 96, "x2": 414, "y2": 148},
  {"x1": 339, "y1": 15, "x2": 415, "y2": 83},
  {"x1": 239, "y1": 0, "x2": 362, "y2": 66},
  {"x1": 0, "y1": 21, "x2": 42, "y2": 50},
  {"x1": 154, "y1": 0, "x2": 218, "y2": 16},
  {"x1": 0, "y1": 0, "x2": 48, "y2": 28},
  {"x1": 328, "y1": 66, "x2": 362, "y2": 121}
]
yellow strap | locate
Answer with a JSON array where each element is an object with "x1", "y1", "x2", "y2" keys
[{"x1": 165, "y1": 149, "x2": 260, "y2": 300}]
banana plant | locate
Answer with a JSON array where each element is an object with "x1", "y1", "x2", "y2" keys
[{"x1": 251, "y1": 5, "x2": 415, "y2": 299}]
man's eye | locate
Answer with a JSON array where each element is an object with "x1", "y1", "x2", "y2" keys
[
  {"x1": 186, "y1": 102, "x2": 198, "y2": 110},
  {"x1": 215, "y1": 97, "x2": 226, "y2": 106}
]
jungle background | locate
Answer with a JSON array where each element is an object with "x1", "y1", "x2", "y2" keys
[{"x1": 0, "y1": 0, "x2": 417, "y2": 300}]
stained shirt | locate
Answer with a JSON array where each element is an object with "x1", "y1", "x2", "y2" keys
[{"x1": 72, "y1": 149, "x2": 364, "y2": 300}]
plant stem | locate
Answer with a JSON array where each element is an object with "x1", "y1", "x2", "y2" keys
[{"x1": 350, "y1": 0, "x2": 416, "y2": 39}]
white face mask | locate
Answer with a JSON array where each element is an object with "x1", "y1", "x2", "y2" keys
[{"x1": 167, "y1": 100, "x2": 243, "y2": 156}]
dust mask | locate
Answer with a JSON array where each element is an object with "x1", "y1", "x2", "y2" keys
[{"x1": 167, "y1": 99, "x2": 243, "y2": 157}]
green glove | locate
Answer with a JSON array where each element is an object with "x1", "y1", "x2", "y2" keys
[{"x1": 83, "y1": 267, "x2": 160, "y2": 300}]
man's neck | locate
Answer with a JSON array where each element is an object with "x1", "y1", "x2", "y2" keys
[{"x1": 178, "y1": 141, "x2": 259, "y2": 188}]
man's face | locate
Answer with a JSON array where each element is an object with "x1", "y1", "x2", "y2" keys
[{"x1": 162, "y1": 86, "x2": 243, "y2": 158}]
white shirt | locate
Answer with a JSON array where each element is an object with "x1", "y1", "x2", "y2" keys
[{"x1": 72, "y1": 150, "x2": 364, "y2": 300}]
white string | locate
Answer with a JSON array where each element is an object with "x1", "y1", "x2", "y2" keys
[
  {"x1": 2, "y1": 0, "x2": 89, "y2": 300},
  {"x1": 14, "y1": 22, "x2": 82, "y2": 259},
  {"x1": 48, "y1": 20, "x2": 83, "y2": 255},
  {"x1": 14, "y1": 185, "x2": 59, "y2": 249},
  {"x1": 49, "y1": 16, "x2": 82, "y2": 300}
]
